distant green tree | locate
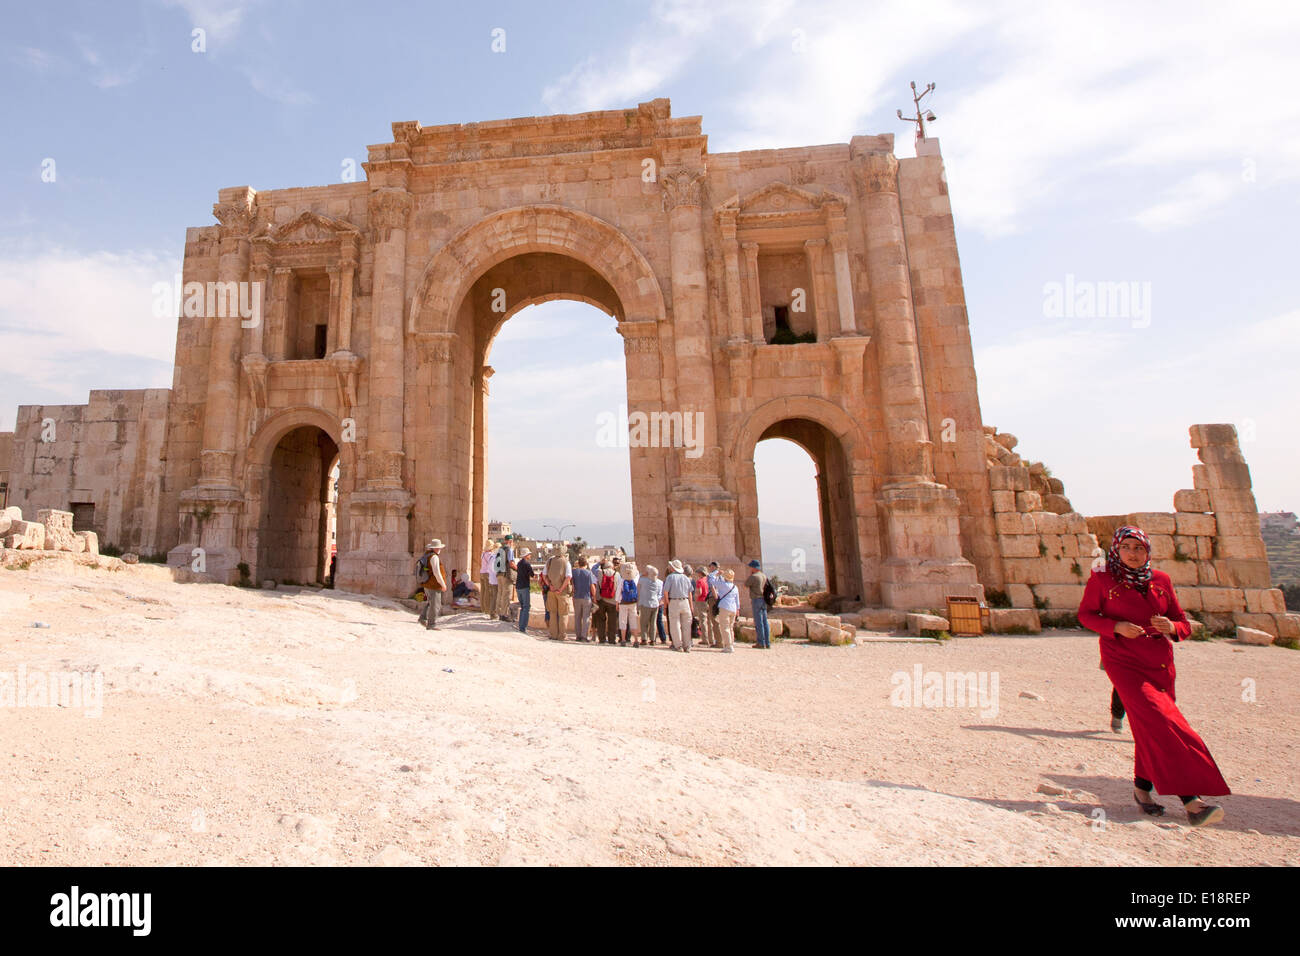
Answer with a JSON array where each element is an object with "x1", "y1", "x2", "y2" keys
[{"x1": 566, "y1": 536, "x2": 587, "y2": 565}]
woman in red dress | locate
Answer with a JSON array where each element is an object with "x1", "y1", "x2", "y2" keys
[{"x1": 1077, "y1": 526, "x2": 1229, "y2": 826}]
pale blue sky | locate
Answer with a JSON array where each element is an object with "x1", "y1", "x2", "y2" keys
[{"x1": 3, "y1": 0, "x2": 1298, "y2": 529}]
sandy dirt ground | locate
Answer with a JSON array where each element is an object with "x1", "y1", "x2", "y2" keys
[{"x1": 1, "y1": 557, "x2": 1295, "y2": 866}]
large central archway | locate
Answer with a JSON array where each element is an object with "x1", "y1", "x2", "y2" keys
[{"x1": 405, "y1": 206, "x2": 672, "y2": 573}]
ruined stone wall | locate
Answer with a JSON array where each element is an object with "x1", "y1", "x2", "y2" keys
[
  {"x1": 6, "y1": 389, "x2": 171, "y2": 554},
  {"x1": 986, "y1": 423, "x2": 1296, "y2": 640}
]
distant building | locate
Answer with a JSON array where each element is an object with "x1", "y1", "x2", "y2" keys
[
  {"x1": 1260, "y1": 512, "x2": 1299, "y2": 535},
  {"x1": 487, "y1": 519, "x2": 512, "y2": 539}
]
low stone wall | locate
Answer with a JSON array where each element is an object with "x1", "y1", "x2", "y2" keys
[{"x1": 986, "y1": 424, "x2": 1297, "y2": 642}]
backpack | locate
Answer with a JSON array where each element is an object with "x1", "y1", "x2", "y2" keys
[
  {"x1": 620, "y1": 578, "x2": 639, "y2": 603},
  {"x1": 600, "y1": 573, "x2": 617, "y2": 600},
  {"x1": 762, "y1": 577, "x2": 777, "y2": 608},
  {"x1": 415, "y1": 552, "x2": 431, "y2": 577}
]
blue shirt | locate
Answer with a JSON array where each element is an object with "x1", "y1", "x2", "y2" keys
[
  {"x1": 715, "y1": 579, "x2": 741, "y2": 612},
  {"x1": 571, "y1": 567, "x2": 594, "y2": 599},
  {"x1": 637, "y1": 576, "x2": 663, "y2": 608},
  {"x1": 662, "y1": 571, "x2": 692, "y2": 600}
]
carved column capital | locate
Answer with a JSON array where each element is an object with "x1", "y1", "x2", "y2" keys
[
  {"x1": 856, "y1": 152, "x2": 899, "y2": 194},
  {"x1": 660, "y1": 168, "x2": 706, "y2": 212},
  {"x1": 414, "y1": 330, "x2": 457, "y2": 364},
  {"x1": 368, "y1": 188, "x2": 413, "y2": 244}
]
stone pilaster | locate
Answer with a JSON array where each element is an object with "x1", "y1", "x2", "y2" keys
[
  {"x1": 854, "y1": 148, "x2": 976, "y2": 608},
  {"x1": 168, "y1": 186, "x2": 256, "y2": 583},
  {"x1": 334, "y1": 184, "x2": 414, "y2": 594},
  {"x1": 741, "y1": 241, "x2": 763, "y2": 342}
]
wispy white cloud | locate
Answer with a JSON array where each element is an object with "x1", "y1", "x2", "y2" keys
[
  {"x1": 0, "y1": 247, "x2": 181, "y2": 426},
  {"x1": 158, "y1": 0, "x2": 250, "y2": 43},
  {"x1": 541, "y1": 0, "x2": 1300, "y2": 237},
  {"x1": 72, "y1": 32, "x2": 142, "y2": 89}
]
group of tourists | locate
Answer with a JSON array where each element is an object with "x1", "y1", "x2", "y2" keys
[
  {"x1": 414, "y1": 520, "x2": 1231, "y2": 826},
  {"x1": 446, "y1": 534, "x2": 779, "y2": 652}
]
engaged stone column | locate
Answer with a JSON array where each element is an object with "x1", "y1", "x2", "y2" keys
[
  {"x1": 661, "y1": 167, "x2": 723, "y2": 487},
  {"x1": 199, "y1": 187, "x2": 256, "y2": 490},
  {"x1": 852, "y1": 145, "x2": 977, "y2": 608},
  {"x1": 362, "y1": 187, "x2": 412, "y2": 492},
  {"x1": 827, "y1": 212, "x2": 858, "y2": 335},
  {"x1": 803, "y1": 238, "x2": 831, "y2": 341},
  {"x1": 855, "y1": 151, "x2": 934, "y2": 486},
  {"x1": 335, "y1": 185, "x2": 414, "y2": 596},
  {"x1": 741, "y1": 241, "x2": 763, "y2": 342},
  {"x1": 659, "y1": 164, "x2": 739, "y2": 567}
]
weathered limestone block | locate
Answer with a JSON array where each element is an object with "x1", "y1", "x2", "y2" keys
[
  {"x1": 1233, "y1": 612, "x2": 1278, "y2": 635},
  {"x1": 1195, "y1": 536, "x2": 1215, "y2": 560},
  {"x1": 1189, "y1": 423, "x2": 1239, "y2": 447},
  {"x1": 77, "y1": 530, "x2": 99, "y2": 557},
  {"x1": 995, "y1": 512, "x2": 1034, "y2": 535},
  {"x1": 1192, "y1": 462, "x2": 1251, "y2": 490},
  {"x1": 1046, "y1": 477, "x2": 1065, "y2": 495},
  {"x1": 988, "y1": 465, "x2": 1030, "y2": 492},
  {"x1": 775, "y1": 614, "x2": 807, "y2": 638},
  {"x1": 1007, "y1": 583, "x2": 1034, "y2": 608},
  {"x1": 1127, "y1": 512, "x2": 1175, "y2": 535},
  {"x1": 1213, "y1": 557, "x2": 1271, "y2": 587},
  {"x1": 1245, "y1": 588, "x2": 1286, "y2": 614},
  {"x1": 1173, "y1": 489, "x2": 1211, "y2": 513},
  {"x1": 988, "y1": 608, "x2": 1041, "y2": 633},
  {"x1": 1162, "y1": 560, "x2": 1199, "y2": 587},
  {"x1": 122, "y1": 552, "x2": 140, "y2": 564},
  {"x1": 1196, "y1": 561, "x2": 1219, "y2": 586},
  {"x1": 1178, "y1": 588, "x2": 1202, "y2": 611},
  {"x1": 1174, "y1": 513, "x2": 1216, "y2": 536},
  {"x1": 991, "y1": 490, "x2": 1016, "y2": 512},
  {"x1": 808, "y1": 618, "x2": 852, "y2": 644},
  {"x1": 1000, "y1": 535, "x2": 1042, "y2": 558},
  {"x1": 1032, "y1": 512, "x2": 1066, "y2": 534},
  {"x1": 906, "y1": 612, "x2": 949, "y2": 635},
  {"x1": 1214, "y1": 513, "x2": 1264, "y2": 539},
  {"x1": 769, "y1": 619, "x2": 787, "y2": 638},
  {"x1": 1031, "y1": 584, "x2": 1085, "y2": 610},
  {"x1": 1060, "y1": 534, "x2": 1079, "y2": 557},
  {"x1": 1273, "y1": 613, "x2": 1300, "y2": 640},
  {"x1": 1016, "y1": 491, "x2": 1042, "y2": 512},
  {"x1": 736, "y1": 624, "x2": 756, "y2": 643},
  {"x1": 856, "y1": 608, "x2": 909, "y2": 631},
  {"x1": 993, "y1": 432, "x2": 1018, "y2": 451},
  {"x1": 1001, "y1": 559, "x2": 1039, "y2": 584},
  {"x1": 1146, "y1": 535, "x2": 1175, "y2": 560},
  {"x1": 1199, "y1": 587, "x2": 1247, "y2": 612},
  {"x1": 69, "y1": 535, "x2": 85, "y2": 554},
  {"x1": 1042, "y1": 493, "x2": 1072, "y2": 514},
  {"x1": 5, "y1": 520, "x2": 45, "y2": 550},
  {"x1": 1235, "y1": 626, "x2": 1273, "y2": 646}
]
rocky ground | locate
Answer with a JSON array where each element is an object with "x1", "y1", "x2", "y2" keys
[{"x1": 1, "y1": 555, "x2": 1295, "y2": 866}]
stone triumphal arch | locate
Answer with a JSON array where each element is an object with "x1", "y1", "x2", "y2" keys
[{"x1": 13, "y1": 99, "x2": 1008, "y2": 607}]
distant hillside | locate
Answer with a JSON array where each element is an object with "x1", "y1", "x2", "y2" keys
[{"x1": 1262, "y1": 512, "x2": 1300, "y2": 588}]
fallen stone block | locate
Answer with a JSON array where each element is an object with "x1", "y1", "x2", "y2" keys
[
  {"x1": 4, "y1": 520, "x2": 45, "y2": 550},
  {"x1": 988, "y1": 608, "x2": 1041, "y2": 633},
  {"x1": 1235, "y1": 626, "x2": 1273, "y2": 646},
  {"x1": 856, "y1": 608, "x2": 909, "y2": 631},
  {"x1": 77, "y1": 530, "x2": 99, "y2": 557},
  {"x1": 906, "y1": 612, "x2": 949, "y2": 635},
  {"x1": 122, "y1": 552, "x2": 140, "y2": 564}
]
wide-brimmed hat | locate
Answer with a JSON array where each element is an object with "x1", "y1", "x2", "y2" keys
[
  {"x1": 668, "y1": 559, "x2": 684, "y2": 573},
  {"x1": 427, "y1": 539, "x2": 444, "y2": 550},
  {"x1": 518, "y1": 548, "x2": 531, "y2": 557}
]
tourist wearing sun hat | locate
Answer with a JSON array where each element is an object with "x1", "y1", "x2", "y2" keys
[
  {"x1": 1077, "y1": 525, "x2": 1229, "y2": 826},
  {"x1": 662, "y1": 559, "x2": 694, "y2": 652},
  {"x1": 417, "y1": 539, "x2": 446, "y2": 629}
]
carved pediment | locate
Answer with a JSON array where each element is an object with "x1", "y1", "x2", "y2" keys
[
  {"x1": 723, "y1": 181, "x2": 848, "y2": 218},
  {"x1": 253, "y1": 211, "x2": 362, "y2": 246}
]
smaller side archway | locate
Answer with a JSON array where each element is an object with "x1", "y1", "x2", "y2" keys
[
  {"x1": 730, "y1": 398, "x2": 880, "y2": 604},
  {"x1": 242, "y1": 408, "x2": 351, "y2": 587}
]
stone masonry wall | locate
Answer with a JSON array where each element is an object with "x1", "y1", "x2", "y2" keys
[{"x1": 988, "y1": 422, "x2": 1296, "y2": 641}]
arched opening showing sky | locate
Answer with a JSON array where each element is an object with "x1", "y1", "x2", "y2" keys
[
  {"x1": 754, "y1": 438, "x2": 824, "y2": 587},
  {"x1": 484, "y1": 299, "x2": 633, "y2": 549}
]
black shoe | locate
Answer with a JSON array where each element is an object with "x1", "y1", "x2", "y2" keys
[
  {"x1": 1134, "y1": 790, "x2": 1165, "y2": 816},
  {"x1": 1186, "y1": 802, "x2": 1224, "y2": 827}
]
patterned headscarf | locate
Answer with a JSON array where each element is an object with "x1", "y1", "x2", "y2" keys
[{"x1": 1106, "y1": 525, "x2": 1152, "y2": 591}]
